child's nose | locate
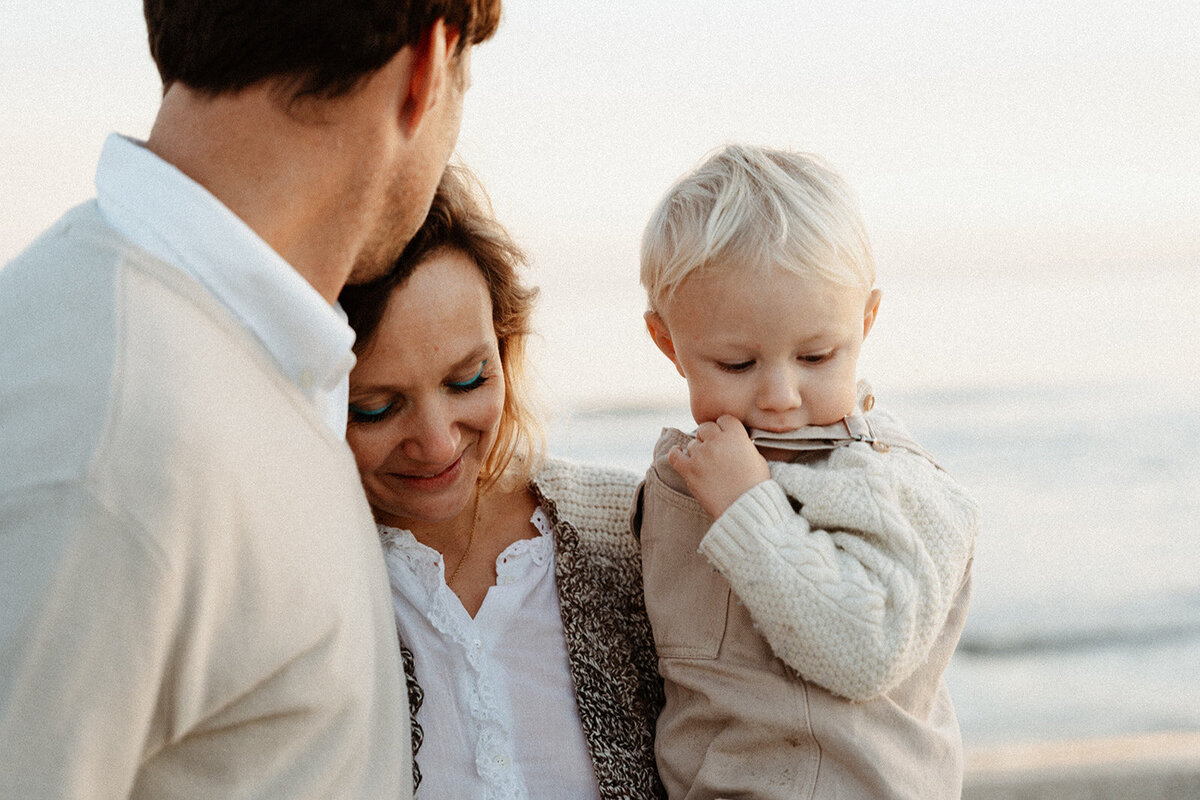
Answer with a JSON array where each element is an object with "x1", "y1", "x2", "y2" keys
[{"x1": 757, "y1": 370, "x2": 802, "y2": 412}]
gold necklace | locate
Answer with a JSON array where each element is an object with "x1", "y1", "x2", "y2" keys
[{"x1": 446, "y1": 488, "x2": 481, "y2": 586}]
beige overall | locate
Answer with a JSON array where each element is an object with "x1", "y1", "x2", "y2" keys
[{"x1": 633, "y1": 396, "x2": 973, "y2": 800}]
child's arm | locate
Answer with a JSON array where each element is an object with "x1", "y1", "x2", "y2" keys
[{"x1": 675, "y1": 417, "x2": 978, "y2": 702}]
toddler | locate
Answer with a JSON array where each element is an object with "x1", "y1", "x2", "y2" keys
[{"x1": 633, "y1": 144, "x2": 980, "y2": 799}]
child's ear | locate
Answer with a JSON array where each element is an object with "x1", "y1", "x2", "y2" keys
[
  {"x1": 644, "y1": 311, "x2": 686, "y2": 378},
  {"x1": 862, "y1": 288, "x2": 882, "y2": 340}
]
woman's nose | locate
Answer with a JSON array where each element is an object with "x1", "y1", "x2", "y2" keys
[{"x1": 401, "y1": 401, "x2": 459, "y2": 464}]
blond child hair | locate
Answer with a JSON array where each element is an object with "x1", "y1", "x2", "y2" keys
[{"x1": 640, "y1": 143, "x2": 876, "y2": 313}]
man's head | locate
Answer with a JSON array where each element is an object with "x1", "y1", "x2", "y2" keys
[
  {"x1": 641, "y1": 144, "x2": 881, "y2": 430},
  {"x1": 144, "y1": 0, "x2": 501, "y2": 100},
  {"x1": 142, "y1": 1, "x2": 503, "y2": 293},
  {"x1": 345, "y1": 17, "x2": 477, "y2": 284}
]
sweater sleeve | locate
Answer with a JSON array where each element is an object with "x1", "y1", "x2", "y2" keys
[
  {"x1": 0, "y1": 483, "x2": 178, "y2": 799},
  {"x1": 698, "y1": 443, "x2": 979, "y2": 701}
]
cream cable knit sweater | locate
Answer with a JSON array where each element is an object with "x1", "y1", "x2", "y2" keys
[{"x1": 700, "y1": 419, "x2": 979, "y2": 702}]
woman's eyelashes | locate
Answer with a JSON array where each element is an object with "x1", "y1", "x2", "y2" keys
[
  {"x1": 348, "y1": 400, "x2": 395, "y2": 425},
  {"x1": 447, "y1": 360, "x2": 489, "y2": 393},
  {"x1": 349, "y1": 361, "x2": 491, "y2": 423}
]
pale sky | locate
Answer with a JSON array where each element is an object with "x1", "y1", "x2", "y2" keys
[{"x1": 3, "y1": 1, "x2": 1198, "y2": 407}]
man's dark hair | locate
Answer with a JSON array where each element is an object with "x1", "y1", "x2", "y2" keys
[{"x1": 144, "y1": 0, "x2": 501, "y2": 98}]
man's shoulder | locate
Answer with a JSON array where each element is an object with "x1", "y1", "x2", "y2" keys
[
  {"x1": 3, "y1": 200, "x2": 234, "y2": 327},
  {"x1": 1, "y1": 203, "x2": 129, "y2": 492},
  {"x1": 4, "y1": 201, "x2": 126, "y2": 279},
  {"x1": 1, "y1": 205, "x2": 331, "y2": 499},
  {"x1": 1, "y1": 201, "x2": 220, "y2": 352},
  {"x1": 3, "y1": 201, "x2": 299, "y2": 410}
]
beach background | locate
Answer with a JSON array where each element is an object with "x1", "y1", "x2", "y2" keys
[{"x1": 4, "y1": 1, "x2": 1199, "y2": 753}]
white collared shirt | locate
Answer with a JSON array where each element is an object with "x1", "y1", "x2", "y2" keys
[
  {"x1": 381, "y1": 509, "x2": 601, "y2": 800},
  {"x1": 95, "y1": 133, "x2": 355, "y2": 437}
]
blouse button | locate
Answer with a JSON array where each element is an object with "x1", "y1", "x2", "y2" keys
[{"x1": 492, "y1": 754, "x2": 509, "y2": 770}]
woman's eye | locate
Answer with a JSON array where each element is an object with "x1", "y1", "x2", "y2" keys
[
  {"x1": 348, "y1": 401, "x2": 394, "y2": 424},
  {"x1": 717, "y1": 360, "x2": 754, "y2": 373},
  {"x1": 448, "y1": 360, "x2": 489, "y2": 393}
]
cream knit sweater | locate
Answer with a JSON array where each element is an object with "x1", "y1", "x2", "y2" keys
[
  {"x1": 0, "y1": 203, "x2": 409, "y2": 798},
  {"x1": 699, "y1": 408, "x2": 979, "y2": 701}
]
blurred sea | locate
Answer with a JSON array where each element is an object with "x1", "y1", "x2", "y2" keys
[{"x1": 537, "y1": 269, "x2": 1200, "y2": 748}]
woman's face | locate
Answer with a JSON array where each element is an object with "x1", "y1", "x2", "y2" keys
[{"x1": 346, "y1": 248, "x2": 505, "y2": 530}]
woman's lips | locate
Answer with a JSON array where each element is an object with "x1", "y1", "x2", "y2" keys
[{"x1": 394, "y1": 454, "x2": 464, "y2": 491}]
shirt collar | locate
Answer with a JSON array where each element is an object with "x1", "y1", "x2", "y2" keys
[{"x1": 94, "y1": 133, "x2": 355, "y2": 436}]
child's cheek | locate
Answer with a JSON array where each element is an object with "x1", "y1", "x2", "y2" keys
[{"x1": 689, "y1": 377, "x2": 741, "y2": 425}]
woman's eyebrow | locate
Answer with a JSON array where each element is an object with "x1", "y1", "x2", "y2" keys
[
  {"x1": 351, "y1": 341, "x2": 495, "y2": 393},
  {"x1": 356, "y1": 345, "x2": 493, "y2": 394},
  {"x1": 451, "y1": 345, "x2": 492, "y2": 371}
]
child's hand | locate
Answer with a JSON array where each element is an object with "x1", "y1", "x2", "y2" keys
[{"x1": 668, "y1": 414, "x2": 772, "y2": 519}]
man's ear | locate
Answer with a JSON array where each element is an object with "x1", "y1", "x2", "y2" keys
[
  {"x1": 862, "y1": 288, "x2": 882, "y2": 340},
  {"x1": 645, "y1": 311, "x2": 686, "y2": 378},
  {"x1": 400, "y1": 19, "x2": 461, "y2": 136}
]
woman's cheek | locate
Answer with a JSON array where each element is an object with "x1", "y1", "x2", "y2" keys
[
  {"x1": 461, "y1": 386, "x2": 505, "y2": 436},
  {"x1": 347, "y1": 425, "x2": 392, "y2": 474}
]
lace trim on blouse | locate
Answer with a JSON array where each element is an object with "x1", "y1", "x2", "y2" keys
[{"x1": 379, "y1": 508, "x2": 554, "y2": 800}]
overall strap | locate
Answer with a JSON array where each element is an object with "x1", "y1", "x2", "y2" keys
[{"x1": 748, "y1": 385, "x2": 943, "y2": 471}]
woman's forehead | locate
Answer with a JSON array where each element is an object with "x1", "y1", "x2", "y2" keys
[{"x1": 354, "y1": 252, "x2": 497, "y2": 379}]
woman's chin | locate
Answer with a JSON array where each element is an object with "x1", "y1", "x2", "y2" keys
[
  {"x1": 374, "y1": 496, "x2": 470, "y2": 531},
  {"x1": 370, "y1": 465, "x2": 479, "y2": 529}
]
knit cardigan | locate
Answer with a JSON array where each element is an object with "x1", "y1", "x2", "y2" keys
[{"x1": 400, "y1": 458, "x2": 666, "y2": 799}]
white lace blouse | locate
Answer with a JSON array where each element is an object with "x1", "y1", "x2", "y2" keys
[{"x1": 379, "y1": 508, "x2": 602, "y2": 800}]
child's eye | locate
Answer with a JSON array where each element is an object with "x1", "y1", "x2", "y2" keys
[
  {"x1": 800, "y1": 351, "x2": 833, "y2": 365},
  {"x1": 448, "y1": 360, "x2": 489, "y2": 393},
  {"x1": 348, "y1": 401, "x2": 395, "y2": 425},
  {"x1": 717, "y1": 360, "x2": 754, "y2": 373}
]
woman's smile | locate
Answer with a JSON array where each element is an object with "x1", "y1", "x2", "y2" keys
[{"x1": 389, "y1": 453, "x2": 465, "y2": 490}]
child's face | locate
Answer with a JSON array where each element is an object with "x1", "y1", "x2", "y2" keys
[{"x1": 647, "y1": 266, "x2": 881, "y2": 432}]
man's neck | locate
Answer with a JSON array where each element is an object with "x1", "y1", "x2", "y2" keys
[{"x1": 145, "y1": 83, "x2": 384, "y2": 304}]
